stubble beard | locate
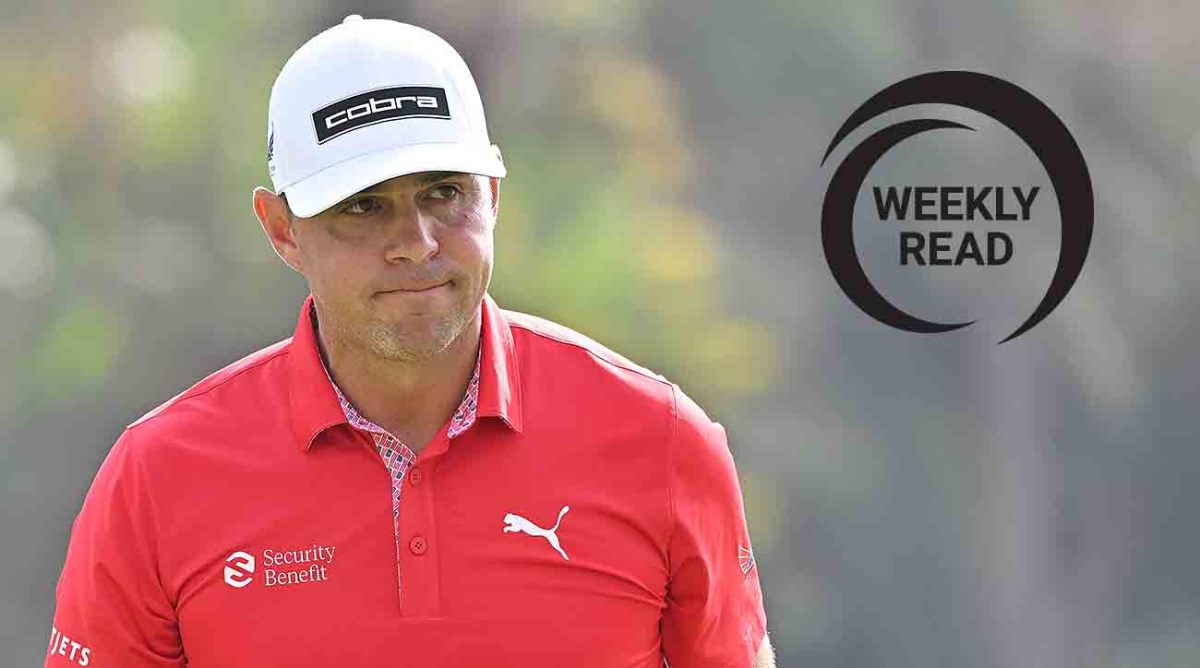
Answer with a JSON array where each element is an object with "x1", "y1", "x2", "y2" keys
[
  {"x1": 360, "y1": 304, "x2": 472, "y2": 363},
  {"x1": 315, "y1": 288, "x2": 475, "y2": 366}
]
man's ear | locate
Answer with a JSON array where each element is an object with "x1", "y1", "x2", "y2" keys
[
  {"x1": 489, "y1": 144, "x2": 504, "y2": 218},
  {"x1": 252, "y1": 186, "x2": 304, "y2": 273},
  {"x1": 488, "y1": 176, "x2": 501, "y2": 218}
]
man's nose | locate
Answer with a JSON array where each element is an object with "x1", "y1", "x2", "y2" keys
[{"x1": 382, "y1": 199, "x2": 438, "y2": 263}]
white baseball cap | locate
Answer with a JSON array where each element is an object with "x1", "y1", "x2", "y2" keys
[{"x1": 266, "y1": 15, "x2": 506, "y2": 217}]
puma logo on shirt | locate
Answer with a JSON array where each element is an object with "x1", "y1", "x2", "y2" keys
[{"x1": 503, "y1": 505, "x2": 570, "y2": 561}]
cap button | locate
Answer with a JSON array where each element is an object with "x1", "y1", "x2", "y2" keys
[{"x1": 343, "y1": 14, "x2": 363, "y2": 24}]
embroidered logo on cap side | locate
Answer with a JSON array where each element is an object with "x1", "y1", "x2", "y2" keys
[
  {"x1": 311, "y1": 86, "x2": 451, "y2": 144},
  {"x1": 266, "y1": 123, "x2": 276, "y2": 176}
]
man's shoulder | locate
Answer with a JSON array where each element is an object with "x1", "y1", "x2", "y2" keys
[
  {"x1": 502, "y1": 307, "x2": 671, "y2": 389},
  {"x1": 500, "y1": 306, "x2": 723, "y2": 447},
  {"x1": 127, "y1": 336, "x2": 294, "y2": 433}
]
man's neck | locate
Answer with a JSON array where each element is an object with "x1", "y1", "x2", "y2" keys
[{"x1": 314, "y1": 307, "x2": 482, "y2": 452}]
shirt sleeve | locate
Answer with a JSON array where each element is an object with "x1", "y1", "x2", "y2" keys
[
  {"x1": 661, "y1": 385, "x2": 768, "y2": 667},
  {"x1": 45, "y1": 426, "x2": 185, "y2": 667}
]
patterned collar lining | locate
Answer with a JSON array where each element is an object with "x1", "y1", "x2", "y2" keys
[
  {"x1": 327, "y1": 355, "x2": 481, "y2": 441},
  {"x1": 309, "y1": 304, "x2": 483, "y2": 442}
]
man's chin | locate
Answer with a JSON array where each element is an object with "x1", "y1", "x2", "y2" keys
[{"x1": 364, "y1": 319, "x2": 463, "y2": 363}]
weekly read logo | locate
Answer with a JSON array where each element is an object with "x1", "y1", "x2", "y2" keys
[{"x1": 820, "y1": 71, "x2": 1094, "y2": 344}]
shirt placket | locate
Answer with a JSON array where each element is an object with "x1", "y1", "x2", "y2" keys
[
  {"x1": 326, "y1": 350, "x2": 481, "y2": 608},
  {"x1": 363, "y1": 428, "x2": 417, "y2": 602}
]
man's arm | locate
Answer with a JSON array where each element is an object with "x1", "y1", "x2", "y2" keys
[
  {"x1": 754, "y1": 632, "x2": 777, "y2": 668},
  {"x1": 46, "y1": 427, "x2": 185, "y2": 667},
  {"x1": 661, "y1": 385, "x2": 770, "y2": 667}
]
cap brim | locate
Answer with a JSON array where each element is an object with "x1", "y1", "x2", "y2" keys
[{"x1": 282, "y1": 142, "x2": 506, "y2": 218}]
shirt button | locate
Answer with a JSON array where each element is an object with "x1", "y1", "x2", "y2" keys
[
  {"x1": 408, "y1": 467, "x2": 423, "y2": 485},
  {"x1": 409, "y1": 535, "x2": 428, "y2": 555}
]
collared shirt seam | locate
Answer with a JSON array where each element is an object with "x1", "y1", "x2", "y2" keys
[
  {"x1": 129, "y1": 344, "x2": 291, "y2": 430},
  {"x1": 665, "y1": 382, "x2": 680, "y2": 577},
  {"x1": 506, "y1": 321, "x2": 671, "y2": 389}
]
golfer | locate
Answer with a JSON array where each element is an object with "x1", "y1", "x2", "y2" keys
[{"x1": 45, "y1": 15, "x2": 772, "y2": 667}]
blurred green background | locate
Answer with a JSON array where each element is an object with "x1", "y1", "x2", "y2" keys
[{"x1": 3, "y1": 2, "x2": 1199, "y2": 666}]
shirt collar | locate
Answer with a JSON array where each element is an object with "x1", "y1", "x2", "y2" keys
[
  {"x1": 287, "y1": 292, "x2": 523, "y2": 452},
  {"x1": 476, "y1": 292, "x2": 524, "y2": 434},
  {"x1": 324, "y1": 338, "x2": 482, "y2": 441}
]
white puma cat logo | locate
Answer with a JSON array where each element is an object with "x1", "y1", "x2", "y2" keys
[{"x1": 502, "y1": 505, "x2": 570, "y2": 561}]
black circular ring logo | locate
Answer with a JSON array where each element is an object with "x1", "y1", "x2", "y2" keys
[{"x1": 820, "y1": 71, "x2": 1093, "y2": 344}]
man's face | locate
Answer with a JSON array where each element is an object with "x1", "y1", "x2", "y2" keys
[{"x1": 257, "y1": 171, "x2": 499, "y2": 363}]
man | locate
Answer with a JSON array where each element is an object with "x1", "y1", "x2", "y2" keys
[{"x1": 45, "y1": 15, "x2": 773, "y2": 667}]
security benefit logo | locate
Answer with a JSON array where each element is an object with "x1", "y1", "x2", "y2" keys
[
  {"x1": 820, "y1": 71, "x2": 1093, "y2": 344},
  {"x1": 223, "y1": 544, "x2": 337, "y2": 589}
]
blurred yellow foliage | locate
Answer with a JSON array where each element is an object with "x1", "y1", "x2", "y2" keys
[
  {"x1": 639, "y1": 206, "x2": 717, "y2": 283},
  {"x1": 35, "y1": 299, "x2": 129, "y2": 395}
]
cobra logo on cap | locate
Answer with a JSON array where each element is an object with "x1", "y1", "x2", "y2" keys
[{"x1": 311, "y1": 85, "x2": 451, "y2": 144}]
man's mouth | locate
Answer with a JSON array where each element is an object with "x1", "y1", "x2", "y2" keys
[{"x1": 378, "y1": 280, "x2": 451, "y2": 295}]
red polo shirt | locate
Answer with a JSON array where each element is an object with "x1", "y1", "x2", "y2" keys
[{"x1": 46, "y1": 293, "x2": 767, "y2": 667}]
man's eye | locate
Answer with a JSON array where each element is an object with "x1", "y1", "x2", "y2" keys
[
  {"x1": 427, "y1": 184, "x2": 462, "y2": 200},
  {"x1": 341, "y1": 197, "x2": 382, "y2": 215}
]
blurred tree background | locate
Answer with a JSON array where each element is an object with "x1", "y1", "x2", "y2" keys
[{"x1": 3, "y1": 1, "x2": 1199, "y2": 667}]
